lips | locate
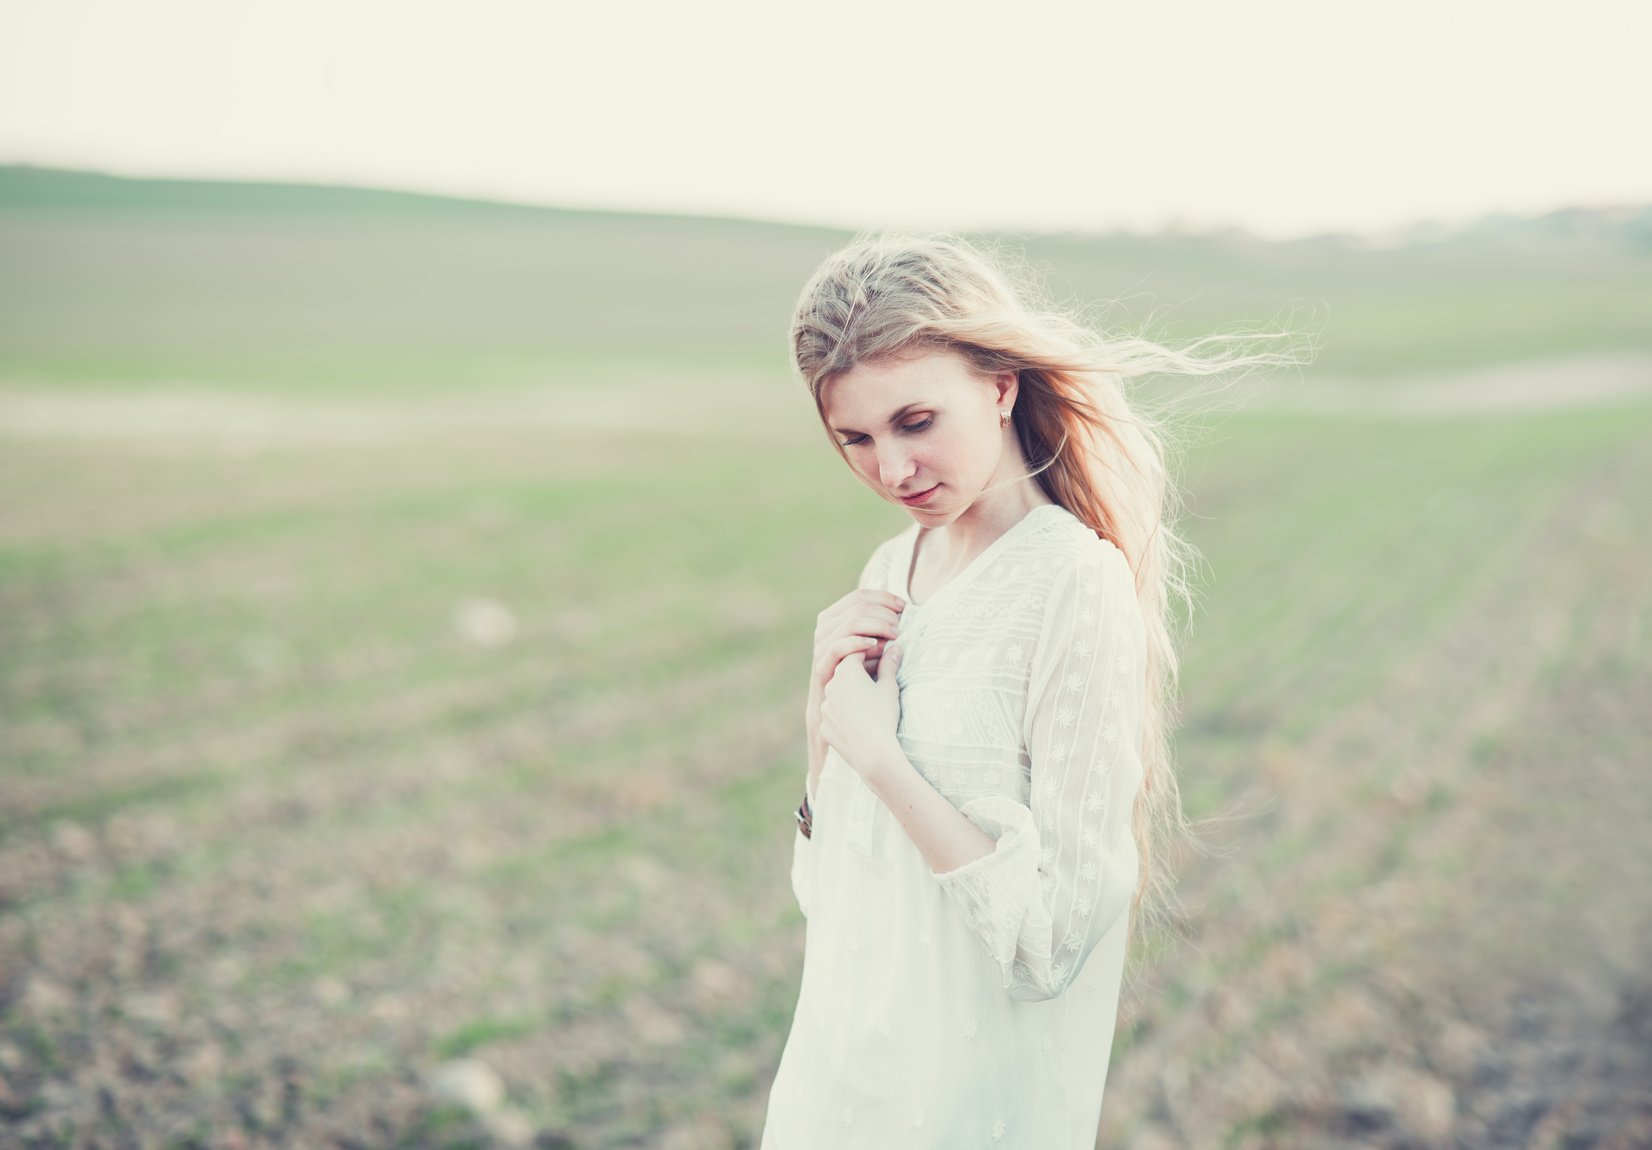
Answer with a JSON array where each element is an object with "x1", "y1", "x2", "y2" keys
[{"x1": 899, "y1": 484, "x2": 940, "y2": 507}]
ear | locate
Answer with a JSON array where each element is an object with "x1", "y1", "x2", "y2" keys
[{"x1": 992, "y1": 369, "x2": 1019, "y2": 409}]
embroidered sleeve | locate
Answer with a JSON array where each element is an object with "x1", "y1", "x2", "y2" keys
[{"x1": 929, "y1": 542, "x2": 1147, "y2": 1001}]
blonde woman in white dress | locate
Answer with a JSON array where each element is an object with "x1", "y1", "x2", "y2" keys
[{"x1": 759, "y1": 233, "x2": 1303, "y2": 1149}]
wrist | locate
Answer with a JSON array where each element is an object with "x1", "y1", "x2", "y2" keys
[{"x1": 861, "y1": 737, "x2": 911, "y2": 792}]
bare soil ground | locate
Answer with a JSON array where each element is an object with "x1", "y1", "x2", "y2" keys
[
  {"x1": 1098, "y1": 435, "x2": 1652, "y2": 1149},
  {"x1": 0, "y1": 359, "x2": 1648, "y2": 1149}
]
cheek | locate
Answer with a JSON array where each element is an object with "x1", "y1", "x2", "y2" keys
[
  {"x1": 844, "y1": 452, "x2": 881, "y2": 487},
  {"x1": 929, "y1": 427, "x2": 984, "y2": 473}
]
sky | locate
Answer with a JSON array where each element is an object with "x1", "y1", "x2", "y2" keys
[{"x1": 1, "y1": 0, "x2": 1648, "y2": 240}]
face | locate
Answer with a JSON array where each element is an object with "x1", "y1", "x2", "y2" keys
[{"x1": 820, "y1": 345, "x2": 1017, "y2": 524}]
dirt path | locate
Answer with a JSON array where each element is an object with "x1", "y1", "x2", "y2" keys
[
  {"x1": 0, "y1": 353, "x2": 1648, "y2": 453},
  {"x1": 1241, "y1": 350, "x2": 1652, "y2": 417},
  {"x1": 0, "y1": 365, "x2": 795, "y2": 450}
]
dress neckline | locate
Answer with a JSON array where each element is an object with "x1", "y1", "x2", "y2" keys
[{"x1": 900, "y1": 503, "x2": 1065, "y2": 612}]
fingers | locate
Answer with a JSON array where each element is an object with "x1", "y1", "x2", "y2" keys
[
  {"x1": 812, "y1": 590, "x2": 906, "y2": 693},
  {"x1": 815, "y1": 608, "x2": 902, "y2": 652},
  {"x1": 874, "y1": 640, "x2": 902, "y2": 685},
  {"x1": 813, "y1": 623, "x2": 894, "y2": 687},
  {"x1": 824, "y1": 648, "x2": 871, "y2": 696},
  {"x1": 870, "y1": 590, "x2": 908, "y2": 614},
  {"x1": 816, "y1": 590, "x2": 906, "y2": 640},
  {"x1": 814, "y1": 600, "x2": 902, "y2": 663},
  {"x1": 822, "y1": 646, "x2": 871, "y2": 699},
  {"x1": 851, "y1": 613, "x2": 902, "y2": 640},
  {"x1": 838, "y1": 589, "x2": 906, "y2": 615},
  {"x1": 812, "y1": 634, "x2": 879, "y2": 686}
]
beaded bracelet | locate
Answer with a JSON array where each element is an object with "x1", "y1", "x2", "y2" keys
[{"x1": 795, "y1": 791, "x2": 814, "y2": 839}]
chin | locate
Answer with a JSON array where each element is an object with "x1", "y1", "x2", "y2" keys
[{"x1": 902, "y1": 500, "x2": 955, "y2": 521}]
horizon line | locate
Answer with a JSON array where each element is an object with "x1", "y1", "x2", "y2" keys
[{"x1": 2, "y1": 157, "x2": 1647, "y2": 252}]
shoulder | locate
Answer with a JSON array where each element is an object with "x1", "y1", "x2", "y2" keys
[
  {"x1": 1016, "y1": 505, "x2": 1133, "y2": 590},
  {"x1": 1011, "y1": 509, "x2": 1140, "y2": 632}
]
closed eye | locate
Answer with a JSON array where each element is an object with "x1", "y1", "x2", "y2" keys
[{"x1": 841, "y1": 418, "x2": 931, "y2": 447}]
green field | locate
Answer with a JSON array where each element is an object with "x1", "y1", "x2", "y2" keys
[
  {"x1": 2, "y1": 167, "x2": 1650, "y2": 1148},
  {"x1": 4, "y1": 165, "x2": 1651, "y2": 394}
]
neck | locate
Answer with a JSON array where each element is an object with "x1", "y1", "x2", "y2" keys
[{"x1": 928, "y1": 453, "x2": 1053, "y2": 561}]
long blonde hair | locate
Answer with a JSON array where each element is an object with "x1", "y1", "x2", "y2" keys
[{"x1": 789, "y1": 229, "x2": 1315, "y2": 969}]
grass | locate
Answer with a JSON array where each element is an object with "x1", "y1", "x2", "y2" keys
[
  {"x1": 432, "y1": 1016, "x2": 542, "y2": 1061},
  {"x1": 3, "y1": 172, "x2": 1651, "y2": 1143},
  {"x1": 4, "y1": 166, "x2": 1650, "y2": 397},
  {"x1": 4, "y1": 390, "x2": 1646, "y2": 1142}
]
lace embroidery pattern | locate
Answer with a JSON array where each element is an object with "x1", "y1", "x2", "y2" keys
[
  {"x1": 916, "y1": 524, "x2": 1148, "y2": 1002},
  {"x1": 769, "y1": 510, "x2": 1142, "y2": 1147},
  {"x1": 790, "y1": 511, "x2": 1147, "y2": 1004}
]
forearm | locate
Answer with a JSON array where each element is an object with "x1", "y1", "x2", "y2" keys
[
  {"x1": 805, "y1": 692, "x2": 827, "y2": 798},
  {"x1": 806, "y1": 730, "x2": 827, "y2": 797},
  {"x1": 863, "y1": 741, "x2": 997, "y2": 876}
]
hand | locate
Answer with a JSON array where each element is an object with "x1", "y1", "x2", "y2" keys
[
  {"x1": 819, "y1": 642, "x2": 906, "y2": 786},
  {"x1": 810, "y1": 588, "x2": 905, "y2": 696}
]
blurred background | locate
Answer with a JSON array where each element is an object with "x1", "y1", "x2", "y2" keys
[{"x1": 1, "y1": 2, "x2": 1649, "y2": 1148}]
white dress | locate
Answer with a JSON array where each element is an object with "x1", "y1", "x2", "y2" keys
[{"x1": 760, "y1": 501, "x2": 1148, "y2": 1149}]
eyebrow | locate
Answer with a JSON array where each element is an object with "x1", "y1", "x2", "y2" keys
[{"x1": 829, "y1": 402, "x2": 928, "y2": 437}]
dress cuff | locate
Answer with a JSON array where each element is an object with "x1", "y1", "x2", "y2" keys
[{"x1": 929, "y1": 796, "x2": 1049, "y2": 977}]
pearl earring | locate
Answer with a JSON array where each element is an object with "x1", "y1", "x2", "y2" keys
[{"x1": 999, "y1": 408, "x2": 1012, "y2": 428}]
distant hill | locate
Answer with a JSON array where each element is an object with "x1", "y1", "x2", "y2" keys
[
  {"x1": 1, "y1": 164, "x2": 1647, "y2": 389},
  {"x1": 4, "y1": 163, "x2": 1647, "y2": 255},
  {"x1": 0, "y1": 163, "x2": 845, "y2": 238},
  {"x1": 1369, "y1": 204, "x2": 1652, "y2": 255}
]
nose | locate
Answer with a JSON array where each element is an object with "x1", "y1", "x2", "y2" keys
[{"x1": 876, "y1": 441, "x2": 915, "y2": 490}]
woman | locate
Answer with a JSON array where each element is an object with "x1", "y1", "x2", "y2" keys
[{"x1": 760, "y1": 232, "x2": 1303, "y2": 1148}]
